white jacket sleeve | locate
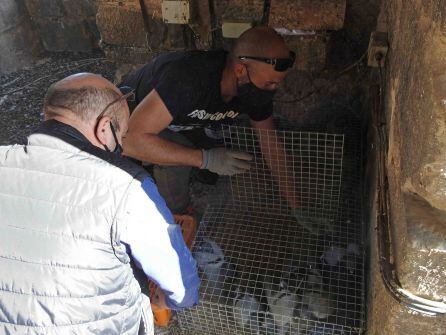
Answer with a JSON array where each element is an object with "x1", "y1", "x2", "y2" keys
[{"x1": 119, "y1": 176, "x2": 200, "y2": 310}]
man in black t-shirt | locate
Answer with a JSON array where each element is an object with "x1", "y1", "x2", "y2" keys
[
  {"x1": 121, "y1": 27, "x2": 300, "y2": 216},
  {"x1": 122, "y1": 49, "x2": 274, "y2": 130}
]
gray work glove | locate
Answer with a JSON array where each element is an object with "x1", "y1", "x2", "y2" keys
[
  {"x1": 200, "y1": 148, "x2": 252, "y2": 176},
  {"x1": 292, "y1": 208, "x2": 333, "y2": 235}
]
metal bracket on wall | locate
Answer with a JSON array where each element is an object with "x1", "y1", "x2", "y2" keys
[
  {"x1": 161, "y1": 1, "x2": 190, "y2": 24},
  {"x1": 368, "y1": 32, "x2": 388, "y2": 68}
]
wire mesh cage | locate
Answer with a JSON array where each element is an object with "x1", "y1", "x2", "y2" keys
[
  {"x1": 225, "y1": 126, "x2": 344, "y2": 223},
  {"x1": 178, "y1": 122, "x2": 365, "y2": 335}
]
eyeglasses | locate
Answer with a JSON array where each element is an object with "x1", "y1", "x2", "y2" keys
[
  {"x1": 96, "y1": 86, "x2": 135, "y2": 121},
  {"x1": 238, "y1": 51, "x2": 296, "y2": 72}
]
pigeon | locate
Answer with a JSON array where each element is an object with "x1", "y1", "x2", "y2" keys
[
  {"x1": 322, "y1": 246, "x2": 346, "y2": 267},
  {"x1": 343, "y1": 243, "x2": 361, "y2": 274},
  {"x1": 280, "y1": 258, "x2": 325, "y2": 293},
  {"x1": 264, "y1": 279, "x2": 298, "y2": 335},
  {"x1": 194, "y1": 238, "x2": 225, "y2": 272},
  {"x1": 280, "y1": 259, "x2": 311, "y2": 292},
  {"x1": 193, "y1": 238, "x2": 236, "y2": 297},
  {"x1": 346, "y1": 243, "x2": 360, "y2": 256},
  {"x1": 300, "y1": 290, "x2": 333, "y2": 320},
  {"x1": 232, "y1": 286, "x2": 264, "y2": 333},
  {"x1": 306, "y1": 322, "x2": 345, "y2": 335},
  {"x1": 306, "y1": 268, "x2": 324, "y2": 291},
  {"x1": 261, "y1": 311, "x2": 277, "y2": 335}
]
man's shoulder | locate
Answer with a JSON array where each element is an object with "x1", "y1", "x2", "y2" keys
[
  {"x1": 0, "y1": 144, "x2": 22, "y2": 165},
  {"x1": 106, "y1": 155, "x2": 150, "y2": 183},
  {"x1": 158, "y1": 49, "x2": 226, "y2": 63},
  {"x1": 30, "y1": 125, "x2": 151, "y2": 185},
  {"x1": 65, "y1": 139, "x2": 151, "y2": 184},
  {"x1": 156, "y1": 49, "x2": 226, "y2": 76}
]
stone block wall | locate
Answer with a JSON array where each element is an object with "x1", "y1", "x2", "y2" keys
[
  {"x1": 94, "y1": 0, "x2": 350, "y2": 75},
  {"x1": 0, "y1": 0, "x2": 42, "y2": 73},
  {"x1": 24, "y1": 0, "x2": 99, "y2": 52},
  {"x1": 381, "y1": 0, "x2": 446, "y2": 301},
  {"x1": 270, "y1": 0, "x2": 379, "y2": 127},
  {"x1": 269, "y1": 0, "x2": 346, "y2": 30},
  {"x1": 96, "y1": 0, "x2": 187, "y2": 66},
  {"x1": 218, "y1": 0, "x2": 264, "y2": 24},
  {"x1": 0, "y1": 0, "x2": 101, "y2": 73},
  {"x1": 367, "y1": 0, "x2": 446, "y2": 334},
  {"x1": 95, "y1": 0, "x2": 378, "y2": 127}
]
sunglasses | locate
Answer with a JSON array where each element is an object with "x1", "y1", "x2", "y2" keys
[
  {"x1": 97, "y1": 86, "x2": 135, "y2": 120},
  {"x1": 238, "y1": 51, "x2": 296, "y2": 72}
]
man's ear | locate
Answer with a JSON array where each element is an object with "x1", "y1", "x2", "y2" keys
[
  {"x1": 234, "y1": 63, "x2": 248, "y2": 83},
  {"x1": 234, "y1": 62, "x2": 246, "y2": 76},
  {"x1": 95, "y1": 116, "x2": 111, "y2": 145}
]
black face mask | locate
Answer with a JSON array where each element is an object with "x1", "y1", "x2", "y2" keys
[
  {"x1": 104, "y1": 122, "x2": 123, "y2": 155},
  {"x1": 237, "y1": 68, "x2": 277, "y2": 107},
  {"x1": 110, "y1": 142, "x2": 123, "y2": 155}
]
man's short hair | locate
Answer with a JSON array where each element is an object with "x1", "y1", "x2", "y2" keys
[{"x1": 43, "y1": 86, "x2": 124, "y2": 130}]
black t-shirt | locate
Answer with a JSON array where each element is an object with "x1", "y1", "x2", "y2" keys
[{"x1": 120, "y1": 50, "x2": 272, "y2": 131}]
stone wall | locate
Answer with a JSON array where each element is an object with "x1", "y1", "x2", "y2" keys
[
  {"x1": 24, "y1": 0, "x2": 99, "y2": 52},
  {"x1": 0, "y1": 0, "x2": 100, "y2": 74},
  {"x1": 367, "y1": 1, "x2": 446, "y2": 334},
  {"x1": 382, "y1": 0, "x2": 446, "y2": 301},
  {"x1": 273, "y1": 0, "x2": 379, "y2": 126},
  {"x1": 95, "y1": 0, "x2": 352, "y2": 81},
  {"x1": 96, "y1": 0, "x2": 188, "y2": 70},
  {"x1": 0, "y1": 0, "x2": 42, "y2": 74}
]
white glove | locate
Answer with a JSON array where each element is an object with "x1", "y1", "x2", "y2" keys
[{"x1": 200, "y1": 148, "x2": 252, "y2": 176}]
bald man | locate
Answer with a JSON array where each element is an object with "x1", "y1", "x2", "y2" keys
[
  {"x1": 121, "y1": 26, "x2": 301, "y2": 215},
  {"x1": 0, "y1": 73, "x2": 199, "y2": 335}
]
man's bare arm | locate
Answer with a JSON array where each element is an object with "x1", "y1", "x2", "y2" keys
[
  {"x1": 123, "y1": 89, "x2": 203, "y2": 167},
  {"x1": 251, "y1": 116, "x2": 300, "y2": 209}
]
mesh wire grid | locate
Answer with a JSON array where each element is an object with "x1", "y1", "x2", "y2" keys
[{"x1": 178, "y1": 121, "x2": 365, "y2": 335}]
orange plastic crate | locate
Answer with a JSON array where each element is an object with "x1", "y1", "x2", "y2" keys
[{"x1": 149, "y1": 214, "x2": 198, "y2": 327}]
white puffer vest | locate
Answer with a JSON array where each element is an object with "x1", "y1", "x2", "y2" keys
[{"x1": 0, "y1": 123, "x2": 153, "y2": 335}]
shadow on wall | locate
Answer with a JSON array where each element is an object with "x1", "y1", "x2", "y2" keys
[{"x1": 0, "y1": 0, "x2": 100, "y2": 74}]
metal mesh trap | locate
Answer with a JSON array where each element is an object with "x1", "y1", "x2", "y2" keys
[{"x1": 178, "y1": 123, "x2": 365, "y2": 335}]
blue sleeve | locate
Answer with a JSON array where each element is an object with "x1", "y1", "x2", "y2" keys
[{"x1": 120, "y1": 177, "x2": 200, "y2": 310}]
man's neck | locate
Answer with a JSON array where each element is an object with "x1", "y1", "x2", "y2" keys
[
  {"x1": 49, "y1": 115, "x2": 102, "y2": 149},
  {"x1": 220, "y1": 65, "x2": 237, "y2": 103}
]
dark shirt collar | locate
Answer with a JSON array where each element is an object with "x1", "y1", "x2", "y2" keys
[
  {"x1": 35, "y1": 119, "x2": 92, "y2": 150},
  {"x1": 33, "y1": 119, "x2": 117, "y2": 162},
  {"x1": 32, "y1": 119, "x2": 146, "y2": 180}
]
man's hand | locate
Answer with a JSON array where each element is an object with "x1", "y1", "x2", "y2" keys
[
  {"x1": 151, "y1": 287, "x2": 168, "y2": 310},
  {"x1": 201, "y1": 148, "x2": 252, "y2": 176},
  {"x1": 292, "y1": 208, "x2": 332, "y2": 235}
]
